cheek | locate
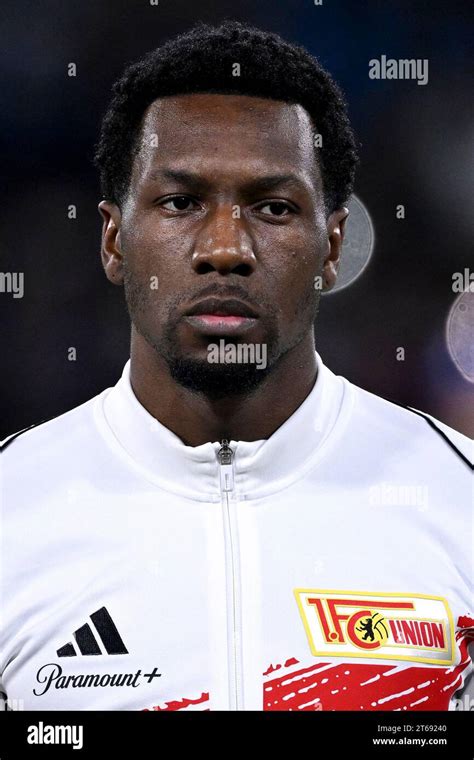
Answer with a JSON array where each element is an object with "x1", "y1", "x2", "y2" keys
[
  {"x1": 273, "y1": 223, "x2": 324, "y2": 273},
  {"x1": 289, "y1": 230, "x2": 327, "y2": 299},
  {"x1": 127, "y1": 221, "x2": 191, "y2": 284},
  {"x1": 268, "y1": 249, "x2": 321, "y2": 309},
  {"x1": 122, "y1": 226, "x2": 166, "y2": 286},
  {"x1": 262, "y1": 244, "x2": 322, "y2": 328}
]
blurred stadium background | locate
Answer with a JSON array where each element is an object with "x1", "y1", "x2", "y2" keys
[{"x1": 1, "y1": 0, "x2": 472, "y2": 438}]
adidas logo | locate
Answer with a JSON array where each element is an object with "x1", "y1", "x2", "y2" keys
[{"x1": 56, "y1": 606, "x2": 128, "y2": 657}]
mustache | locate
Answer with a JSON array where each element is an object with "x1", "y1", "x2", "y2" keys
[
  {"x1": 171, "y1": 283, "x2": 269, "y2": 321},
  {"x1": 182, "y1": 283, "x2": 259, "y2": 308}
]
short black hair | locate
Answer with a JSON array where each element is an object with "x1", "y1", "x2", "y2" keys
[{"x1": 94, "y1": 20, "x2": 358, "y2": 214}]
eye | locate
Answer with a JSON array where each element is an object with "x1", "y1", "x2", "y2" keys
[
  {"x1": 159, "y1": 196, "x2": 199, "y2": 212},
  {"x1": 257, "y1": 201, "x2": 293, "y2": 217}
]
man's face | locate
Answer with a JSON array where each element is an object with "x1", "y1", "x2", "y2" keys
[{"x1": 100, "y1": 93, "x2": 346, "y2": 397}]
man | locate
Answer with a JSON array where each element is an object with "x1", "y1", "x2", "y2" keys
[{"x1": 1, "y1": 21, "x2": 472, "y2": 712}]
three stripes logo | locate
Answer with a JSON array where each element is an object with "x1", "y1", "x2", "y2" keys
[
  {"x1": 33, "y1": 607, "x2": 163, "y2": 696},
  {"x1": 56, "y1": 607, "x2": 128, "y2": 657}
]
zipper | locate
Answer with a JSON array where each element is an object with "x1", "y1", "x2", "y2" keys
[{"x1": 217, "y1": 439, "x2": 242, "y2": 710}]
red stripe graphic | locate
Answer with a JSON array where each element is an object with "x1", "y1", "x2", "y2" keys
[
  {"x1": 457, "y1": 615, "x2": 474, "y2": 636},
  {"x1": 143, "y1": 692, "x2": 209, "y2": 711},
  {"x1": 264, "y1": 632, "x2": 472, "y2": 711},
  {"x1": 141, "y1": 615, "x2": 473, "y2": 711}
]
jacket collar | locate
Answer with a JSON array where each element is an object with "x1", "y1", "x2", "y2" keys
[{"x1": 97, "y1": 352, "x2": 351, "y2": 500}]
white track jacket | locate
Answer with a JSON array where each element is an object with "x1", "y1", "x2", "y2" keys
[{"x1": 1, "y1": 352, "x2": 473, "y2": 711}]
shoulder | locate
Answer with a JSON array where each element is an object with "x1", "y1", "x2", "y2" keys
[
  {"x1": 0, "y1": 389, "x2": 110, "y2": 475},
  {"x1": 340, "y1": 376, "x2": 473, "y2": 471}
]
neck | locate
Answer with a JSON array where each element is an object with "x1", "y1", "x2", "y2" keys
[{"x1": 128, "y1": 327, "x2": 318, "y2": 446}]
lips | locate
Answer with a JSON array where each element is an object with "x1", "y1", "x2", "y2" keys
[
  {"x1": 183, "y1": 297, "x2": 259, "y2": 336},
  {"x1": 185, "y1": 297, "x2": 258, "y2": 319}
]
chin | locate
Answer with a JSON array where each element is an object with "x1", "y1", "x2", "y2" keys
[{"x1": 167, "y1": 354, "x2": 271, "y2": 399}]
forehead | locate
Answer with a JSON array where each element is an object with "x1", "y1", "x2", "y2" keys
[{"x1": 133, "y1": 93, "x2": 318, "y2": 183}]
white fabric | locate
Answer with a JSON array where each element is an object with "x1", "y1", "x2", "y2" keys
[{"x1": 1, "y1": 353, "x2": 472, "y2": 711}]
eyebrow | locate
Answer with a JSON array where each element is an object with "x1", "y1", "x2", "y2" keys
[{"x1": 146, "y1": 169, "x2": 310, "y2": 194}]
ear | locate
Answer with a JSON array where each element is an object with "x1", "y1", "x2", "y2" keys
[
  {"x1": 322, "y1": 207, "x2": 349, "y2": 292},
  {"x1": 98, "y1": 200, "x2": 124, "y2": 286}
]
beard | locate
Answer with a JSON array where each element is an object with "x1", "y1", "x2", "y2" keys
[
  {"x1": 159, "y1": 309, "x2": 279, "y2": 399},
  {"x1": 164, "y1": 346, "x2": 273, "y2": 399},
  {"x1": 123, "y1": 260, "x2": 318, "y2": 400}
]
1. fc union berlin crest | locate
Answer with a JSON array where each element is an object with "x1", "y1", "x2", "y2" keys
[{"x1": 294, "y1": 589, "x2": 455, "y2": 665}]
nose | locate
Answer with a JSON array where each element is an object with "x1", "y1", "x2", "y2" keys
[{"x1": 191, "y1": 203, "x2": 257, "y2": 276}]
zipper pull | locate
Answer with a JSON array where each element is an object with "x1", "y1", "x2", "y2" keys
[{"x1": 217, "y1": 439, "x2": 234, "y2": 492}]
